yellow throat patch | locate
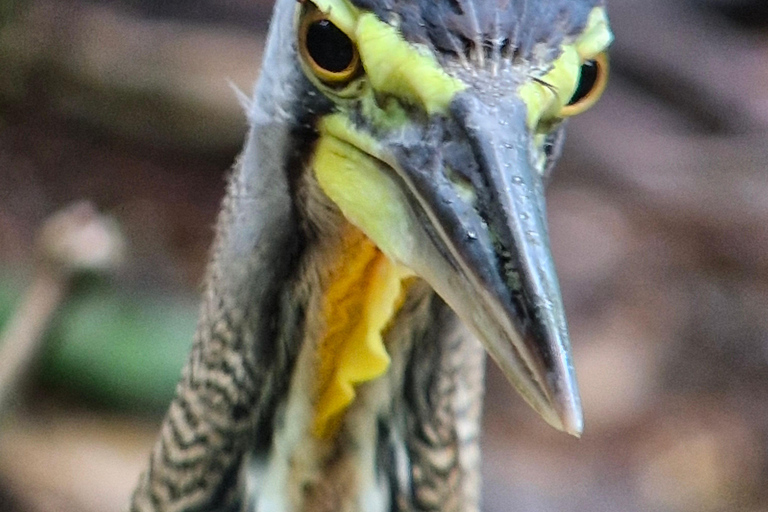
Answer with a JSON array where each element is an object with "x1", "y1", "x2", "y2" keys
[
  {"x1": 310, "y1": 114, "x2": 418, "y2": 440},
  {"x1": 312, "y1": 225, "x2": 411, "y2": 439}
]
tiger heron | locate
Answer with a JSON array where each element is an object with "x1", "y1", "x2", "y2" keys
[{"x1": 131, "y1": 0, "x2": 612, "y2": 510}]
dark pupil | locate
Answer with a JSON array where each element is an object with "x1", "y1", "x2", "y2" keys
[
  {"x1": 567, "y1": 60, "x2": 599, "y2": 106},
  {"x1": 306, "y1": 20, "x2": 354, "y2": 73}
]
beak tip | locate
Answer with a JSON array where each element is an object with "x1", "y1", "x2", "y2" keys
[
  {"x1": 553, "y1": 391, "x2": 584, "y2": 438},
  {"x1": 541, "y1": 402, "x2": 583, "y2": 437},
  {"x1": 562, "y1": 409, "x2": 584, "y2": 438},
  {"x1": 530, "y1": 383, "x2": 583, "y2": 437}
]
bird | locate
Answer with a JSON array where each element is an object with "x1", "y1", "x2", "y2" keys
[{"x1": 130, "y1": 0, "x2": 613, "y2": 510}]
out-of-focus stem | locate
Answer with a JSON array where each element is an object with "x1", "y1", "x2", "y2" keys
[
  {"x1": 0, "y1": 201, "x2": 124, "y2": 419},
  {"x1": 0, "y1": 267, "x2": 67, "y2": 414}
]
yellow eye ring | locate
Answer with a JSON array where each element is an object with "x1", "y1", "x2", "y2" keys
[
  {"x1": 298, "y1": 7, "x2": 361, "y2": 86},
  {"x1": 560, "y1": 52, "x2": 609, "y2": 117}
]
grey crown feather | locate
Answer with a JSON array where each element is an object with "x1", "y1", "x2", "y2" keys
[{"x1": 352, "y1": 0, "x2": 603, "y2": 68}]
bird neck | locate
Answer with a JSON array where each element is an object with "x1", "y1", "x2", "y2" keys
[
  {"x1": 259, "y1": 219, "x2": 427, "y2": 512},
  {"x1": 308, "y1": 223, "x2": 413, "y2": 439},
  {"x1": 288, "y1": 165, "x2": 418, "y2": 440}
]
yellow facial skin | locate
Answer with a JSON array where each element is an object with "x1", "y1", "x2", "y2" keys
[
  {"x1": 310, "y1": 119, "x2": 417, "y2": 439},
  {"x1": 355, "y1": 14, "x2": 467, "y2": 115},
  {"x1": 297, "y1": 1, "x2": 466, "y2": 116},
  {"x1": 313, "y1": 116, "x2": 416, "y2": 266},
  {"x1": 519, "y1": 8, "x2": 614, "y2": 128},
  {"x1": 300, "y1": 0, "x2": 613, "y2": 439}
]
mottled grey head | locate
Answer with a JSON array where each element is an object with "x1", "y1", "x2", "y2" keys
[
  {"x1": 355, "y1": 0, "x2": 603, "y2": 64},
  {"x1": 253, "y1": 0, "x2": 613, "y2": 435}
]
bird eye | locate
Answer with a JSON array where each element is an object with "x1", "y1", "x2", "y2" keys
[
  {"x1": 299, "y1": 9, "x2": 361, "y2": 85},
  {"x1": 560, "y1": 53, "x2": 609, "y2": 117}
]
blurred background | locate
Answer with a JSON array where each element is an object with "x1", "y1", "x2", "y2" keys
[{"x1": 1, "y1": 0, "x2": 768, "y2": 510}]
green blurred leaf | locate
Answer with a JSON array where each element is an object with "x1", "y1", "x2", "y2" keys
[
  {"x1": 40, "y1": 284, "x2": 195, "y2": 413},
  {"x1": 0, "y1": 275, "x2": 23, "y2": 328}
]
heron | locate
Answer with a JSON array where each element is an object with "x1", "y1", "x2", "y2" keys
[{"x1": 130, "y1": 0, "x2": 612, "y2": 510}]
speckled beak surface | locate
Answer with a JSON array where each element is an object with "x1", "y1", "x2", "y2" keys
[{"x1": 369, "y1": 92, "x2": 582, "y2": 435}]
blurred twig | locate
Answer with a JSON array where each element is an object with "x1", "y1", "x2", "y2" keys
[{"x1": 0, "y1": 202, "x2": 123, "y2": 417}]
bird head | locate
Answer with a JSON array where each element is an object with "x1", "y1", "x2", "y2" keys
[{"x1": 254, "y1": 0, "x2": 612, "y2": 437}]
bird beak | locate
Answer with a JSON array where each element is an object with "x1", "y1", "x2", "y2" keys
[
  {"x1": 314, "y1": 91, "x2": 582, "y2": 435},
  {"x1": 388, "y1": 93, "x2": 581, "y2": 436}
]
